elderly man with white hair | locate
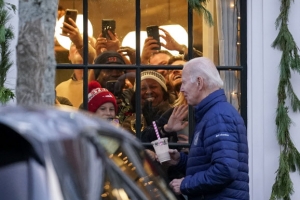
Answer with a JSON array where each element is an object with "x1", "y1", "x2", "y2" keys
[{"x1": 164, "y1": 57, "x2": 249, "y2": 200}]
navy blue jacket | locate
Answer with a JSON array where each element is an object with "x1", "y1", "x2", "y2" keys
[{"x1": 176, "y1": 89, "x2": 249, "y2": 200}]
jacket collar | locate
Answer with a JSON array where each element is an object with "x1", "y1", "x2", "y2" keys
[{"x1": 194, "y1": 89, "x2": 227, "y2": 123}]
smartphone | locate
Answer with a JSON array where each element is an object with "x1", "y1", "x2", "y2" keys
[
  {"x1": 106, "y1": 80, "x2": 121, "y2": 97},
  {"x1": 102, "y1": 19, "x2": 116, "y2": 40},
  {"x1": 146, "y1": 25, "x2": 161, "y2": 50},
  {"x1": 63, "y1": 9, "x2": 78, "y2": 34}
]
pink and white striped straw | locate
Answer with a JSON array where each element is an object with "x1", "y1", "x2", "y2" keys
[{"x1": 152, "y1": 121, "x2": 161, "y2": 139}]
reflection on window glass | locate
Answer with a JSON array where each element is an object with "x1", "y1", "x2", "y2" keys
[{"x1": 97, "y1": 134, "x2": 176, "y2": 199}]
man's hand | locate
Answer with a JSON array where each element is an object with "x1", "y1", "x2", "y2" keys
[
  {"x1": 95, "y1": 35, "x2": 107, "y2": 55},
  {"x1": 61, "y1": 18, "x2": 83, "y2": 49},
  {"x1": 169, "y1": 178, "x2": 184, "y2": 195},
  {"x1": 106, "y1": 31, "x2": 120, "y2": 52},
  {"x1": 159, "y1": 28, "x2": 182, "y2": 51},
  {"x1": 95, "y1": 31, "x2": 120, "y2": 55},
  {"x1": 165, "y1": 149, "x2": 181, "y2": 166},
  {"x1": 141, "y1": 37, "x2": 160, "y2": 64},
  {"x1": 164, "y1": 105, "x2": 188, "y2": 133},
  {"x1": 118, "y1": 46, "x2": 136, "y2": 64}
]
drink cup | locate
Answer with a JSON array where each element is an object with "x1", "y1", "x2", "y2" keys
[{"x1": 151, "y1": 137, "x2": 170, "y2": 163}]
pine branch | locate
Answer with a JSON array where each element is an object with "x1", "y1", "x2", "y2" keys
[
  {"x1": 271, "y1": 0, "x2": 300, "y2": 199},
  {"x1": 287, "y1": 80, "x2": 300, "y2": 112},
  {"x1": 270, "y1": 151, "x2": 293, "y2": 200},
  {"x1": 188, "y1": 0, "x2": 214, "y2": 27},
  {"x1": 0, "y1": 1, "x2": 15, "y2": 103},
  {"x1": 275, "y1": 103, "x2": 291, "y2": 145},
  {"x1": 0, "y1": 87, "x2": 14, "y2": 103}
]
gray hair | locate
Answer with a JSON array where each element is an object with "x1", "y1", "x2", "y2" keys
[{"x1": 183, "y1": 57, "x2": 223, "y2": 89}]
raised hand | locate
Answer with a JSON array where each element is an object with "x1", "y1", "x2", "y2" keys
[
  {"x1": 159, "y1": 27, "x2": 182, "y2": 51},
  {"x1": 141, "y1": 37, "x2": 160, "y2": 64},
  {"x1": 118, "y1": 46, "x2": 136, "y2": 64},
  {"x1": 164, "y1": 105, "x2": 188, "y2": 133},
  {"x1": 105, "y1": 30, "x2": 120, "y2": 52},
  {"x1": 95, "y1": 30, "x2": 120, "y2": 55},
  {"x1": 61, "y1": 18, "x2": 83, "y2": 49}
]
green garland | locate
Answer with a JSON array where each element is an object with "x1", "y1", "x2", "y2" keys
[
  {"x1": 270, "y1": 0, "x2": 300, "y2": 199},
  {"x1": 0, "y1": 1, "x2": 16, "y2": 104},
  {"x1": 188, "y1": 0, "x2": 214, "y2": 26}
]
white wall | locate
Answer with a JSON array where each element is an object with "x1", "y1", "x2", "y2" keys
[
  {"x1": 248, "y1": 0, "x2": 300, "y2": 199},
  {"x1": 5, "y1": 0, "x2": 18, "y2": 105}
]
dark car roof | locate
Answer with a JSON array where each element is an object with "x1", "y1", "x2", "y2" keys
[
  {"x1": 0, "y1": 105, "x2": 141, "y2": 162},
  {"x1": 0, "y1": 105, "x2": 136, "y2": 141}
]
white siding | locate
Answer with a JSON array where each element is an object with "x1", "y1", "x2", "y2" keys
[{"x1": 248, "y1": 0, "x2": 300, "y2": 199}]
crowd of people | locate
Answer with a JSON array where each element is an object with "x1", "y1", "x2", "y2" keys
[
  {"x1": 55, "y1": 11, "x2": 249, "y2": 199},
  {"x1": 55, "y1": 14, "x2": 197, "y2": 138}
]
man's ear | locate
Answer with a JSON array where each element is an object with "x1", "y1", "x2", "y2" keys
[{"x1": 197, "y1": 77, "x2": 204, "y2": 90}]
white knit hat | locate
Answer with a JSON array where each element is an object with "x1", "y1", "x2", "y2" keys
[{"x1": 134, "y1": 70, "x2": 167, "y2": 92}]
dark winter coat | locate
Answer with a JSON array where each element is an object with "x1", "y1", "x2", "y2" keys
[{"x1": 176, "y1": 89, "x2": 249, "y2": 200}]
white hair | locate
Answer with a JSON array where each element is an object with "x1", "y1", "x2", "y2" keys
[{"x1": 183, "y1": 57, "x2": 223, "y2": 89}]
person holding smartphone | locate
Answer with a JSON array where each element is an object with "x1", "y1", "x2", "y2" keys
[
  {"x1": 60, "y1": 17, "x2": 96, "y2": 64},
  {"x1": 141, "y1": 27, "x2": 203, "y2": 65},
  {"x1": 95, "y1": 19, "x2": 120, "y2": 56}
]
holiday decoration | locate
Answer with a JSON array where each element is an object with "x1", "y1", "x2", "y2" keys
[
  {"x1": 188, "y1": 0, "x2": 213, "y2": 26},
  {"x1": 0, "y1": 1, "x2": 16, "y2": 104},
  {"x1": 270, "y1": 0, "x2": 300, "y2": 199}
]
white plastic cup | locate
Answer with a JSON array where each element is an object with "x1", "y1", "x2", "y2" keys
[{"x1": 151, "y1": 137, "x2": 170, "y2": 163}]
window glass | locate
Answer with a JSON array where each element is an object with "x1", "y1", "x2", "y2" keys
[
  {"x1": 55, "y1": 69, "x2": 84, "y2": 108},
  {"x1": 55, "y1": 0, "x2": 245, "y2": 141},
  {"x1": 220, "y1": 70, "x2": 241, "y2": 112}
]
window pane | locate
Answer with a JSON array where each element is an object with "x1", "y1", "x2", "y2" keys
[
  {"x1": 220, "y1": 70, "x2": 241, "y2": 112},
  {"x1": 55, "y1": 68, "x2": 83, "y2": 108},
  {"x1": 199, "y1": 0, "x2": 241, "y2": 66},
  {"x1": 141, "y1": 0, "x2": 188, "y2": 63}
]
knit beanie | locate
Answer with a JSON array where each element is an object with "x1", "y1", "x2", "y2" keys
[
  {"x1": 134, "y1": 70, "x2": 167, "y2": 92},
  {"x1": 88, "y1": 81, "x2": 118, "y2": 113}
]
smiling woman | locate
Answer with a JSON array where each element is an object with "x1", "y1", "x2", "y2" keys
[{"x1": 121, "y1": 70, "x2": 172, "y2": 135}]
